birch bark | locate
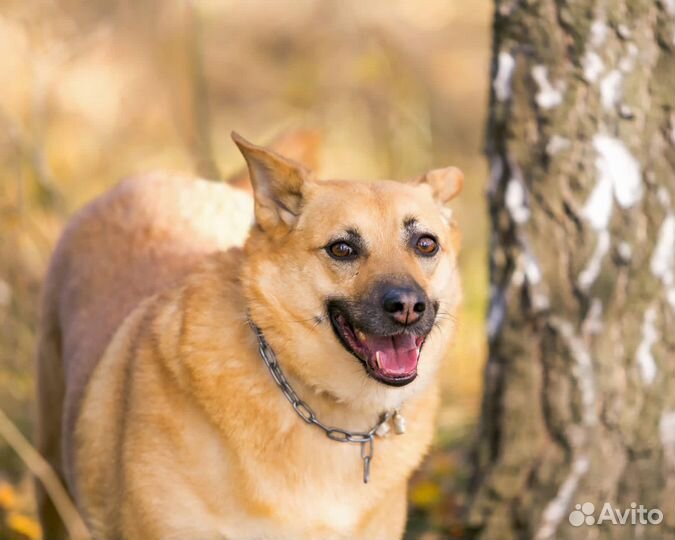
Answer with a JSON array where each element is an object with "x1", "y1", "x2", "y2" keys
[{"x1": 468, "y1": 1, "x2": 675, "y2": 539}]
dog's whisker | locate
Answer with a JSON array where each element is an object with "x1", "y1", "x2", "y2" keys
[{"x1": 288, "y1": 314, "x2": 326, "y2": 327}]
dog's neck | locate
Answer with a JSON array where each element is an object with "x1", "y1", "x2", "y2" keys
[
  {"x1": 250, "y1": 319, "x2": 393, "y2": 431},
  {"x1": 249, "y1": 319, "x2": 408, "y2": 483}
]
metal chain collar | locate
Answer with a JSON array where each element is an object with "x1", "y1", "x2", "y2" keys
[{"x1": 249, "y1": 320, "x2": 398, "y2": 483}]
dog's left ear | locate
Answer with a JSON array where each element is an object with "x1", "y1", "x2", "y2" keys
[
  {"x1": 413, "y1": 167, "x2": 464, "y2": 204},
  {"x1": 232, "y1": 132, "x2": 311, "y2": 233}
]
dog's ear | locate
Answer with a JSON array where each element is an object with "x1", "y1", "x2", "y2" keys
[
  {"x1": 232, "y1": 132, "x2": 311, "y2": 232},
  {"x1": 413, "y1": 167, "x2": 464, "y2": 204},
  {"x1": 225, "y1": 129, "x2": 321, "y2": 194}
]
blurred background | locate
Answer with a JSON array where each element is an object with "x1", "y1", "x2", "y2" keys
[{"x1": 0, "y1": 1, "x2": 490, "y2": 538}]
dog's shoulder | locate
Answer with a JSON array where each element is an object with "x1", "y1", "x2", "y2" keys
[{"x1": 124, "y1": 248, "x2": 250, "y2": 387}]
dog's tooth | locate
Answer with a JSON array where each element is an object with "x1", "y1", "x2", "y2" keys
[
  {"x1": 375, "y1": 351, "x2": 382, "y2": 369},
  {"x1": 356, "y1": 330, "x2": 367, "y2": 341}
]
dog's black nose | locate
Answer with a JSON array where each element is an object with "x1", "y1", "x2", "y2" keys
[{"x1": 382, "y1": 287, "x2": 426, "y2": 325}]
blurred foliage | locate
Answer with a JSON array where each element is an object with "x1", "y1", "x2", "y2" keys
[
  {"x1": 0, "y1": 0, "x2": 490, "y2": 537},
  {"x1": 0, "y1": 481, "x2": 39, "y2": 540}
]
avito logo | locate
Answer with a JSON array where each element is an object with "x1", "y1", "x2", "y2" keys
[{"x1": 569, "y1": 502, "x2": 663, "y2": 527}]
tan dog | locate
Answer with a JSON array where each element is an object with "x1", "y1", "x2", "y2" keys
[{"x1": 35, "y1": 133, "x2": 463, "y2": 540}]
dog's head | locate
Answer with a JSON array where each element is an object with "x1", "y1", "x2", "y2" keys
[{"x1": 235, "y1": 133, "x2": 463, "y2": 411}]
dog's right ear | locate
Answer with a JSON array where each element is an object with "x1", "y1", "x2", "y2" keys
[
  {"x1": 412, "y1": 167, "x2": 464, "y2": 205},
  {"x1": 232, "y1": 132, "x2": 311, "y2": 233}
]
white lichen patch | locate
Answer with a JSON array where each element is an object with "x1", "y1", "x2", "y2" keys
[
  {"x1": 546, "y1": 135, "x2": 571, "y2": 156},
  {"x1": 555, "y1": 318, "x2": 597, "y2": 426},
  {"x1": 590, "y1": 19, "x2": 609, "y2": 47},
  {"x1": 617, "y1": 24, "x2": 631, "y2": 39},
  {"x1": 523, "y1": 251, "x2": 542, "y2": 285},
  {"x1": 488, "y1": 155, "x2": 504, "y2": 195},
  {"x1": 579, "y1": 136, "x2": 642, "y2": 289},
  {"x1": 536, "y1": 456, "x2": 590, "y2": 540},
  {"x1": 536, "y1": 318, "x2": 597, "y2": 540},
  {"x1": 578, "y1": 230, "x2": 610, "y2": 290},
  {"x1": 581, "y1": 173, "x2": 613, "y2": 231},
  {"x1": 494, "y1": 51, "x2": 515, "y2": 102},
  {"x1": 617, "y1": 241, "x2": 633, "y2": 262},
  {"x1": 618, "y1": 104, "x2": 634, "y2": 119},
  {"x1": 600, "y1": 70, "x2": 622, "y2": 110},
  {"x1": 505, "y1": 178, "x2": 530, "y2": 223},
  {"x1": 581, "y1": 19, "x2": 610, "y2": 85},
  {"x1": 636, "y1": 306, "x2": 658, "y2": 385},
  {"x1": 510, "y1": 248, "x2": 550, "y2": 310},
  {"x1": 661, "y1": 410, "x2": 675, "y2": 468},
  {"x1": 531, "y1": 292, "x2": 550, "y2": 312},
  {"x1": 582, "y1": 298, "x2": 604, "y2": 335},
  {"x1": 532, "y1": 65, "x2": 565, "y2": 109},
  {"x1": 656, "y1": 2, "x2": 673, "y2": 44},
  {"x1": 657, "y1": 186, "x2": 671, "y2": 207},
  {"x1": 618, "y1": 43, "x2": 639, "y2": 73},
  {"x1": 593, "y1": 135, "x2": 643, "y2": 208},
  {"x1": 487, "y1": 287, "x2": 506, "y2": 342},
  {"x1": 582, "y1": 51, "x2": 604, "y2": 83},
  {"x1": 650, "y1": 213, "x2": 675, "y2": 311}
]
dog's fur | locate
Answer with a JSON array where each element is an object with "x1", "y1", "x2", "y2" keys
[{"x1": 36, "y1": 134, "x2": 463, "y2": 540}]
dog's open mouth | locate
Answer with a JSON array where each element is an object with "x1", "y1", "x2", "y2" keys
[{"x1": 329, "y1": 310, "x2": 425, "y2": 386}]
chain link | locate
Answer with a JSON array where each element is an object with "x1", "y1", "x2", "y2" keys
[
  {"x1": 361, "y1": 437, "x2": 374, "y2": 483},
  {"x1": 250, "y1": 320, "x2": 391, "y2": 483}
]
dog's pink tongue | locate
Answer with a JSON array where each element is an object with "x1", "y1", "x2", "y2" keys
[{"x1": 368, "y1": 334, "x2": 419, "y2": 375}]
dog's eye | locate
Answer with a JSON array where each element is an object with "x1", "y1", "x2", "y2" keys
[
  {"x1": 415, "y1": 235, "x2": 438, "y2": 256},
  {"x1": 327, "y1": 241, "x2": 356, "y2": 260}
]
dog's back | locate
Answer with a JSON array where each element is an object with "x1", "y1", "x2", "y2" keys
[
  {"x1": 35, "y1": 173, "x2": 253, "y2": 537},
  {"x1": 36, "y1": 130, "x2": 321, "y2": 537}
]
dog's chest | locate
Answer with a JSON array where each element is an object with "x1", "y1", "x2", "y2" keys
[
  {"x1": 226, "y1": 437, "x2": 379, "y2": 538},
  {"x1": 176, "y1": 402, "x2": 391, "y2": 539},
  {"x1": 225, "y1": 485, "x2": 363, "y2": 540}
]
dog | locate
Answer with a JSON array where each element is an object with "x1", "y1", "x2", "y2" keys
[{"x1": 35, "y1": 133, "x2": 463, "y2": 540}]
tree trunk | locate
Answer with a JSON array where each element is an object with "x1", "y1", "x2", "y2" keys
[{"x1": 467, "y1": 1, "x2": 675, "y2": 539}]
